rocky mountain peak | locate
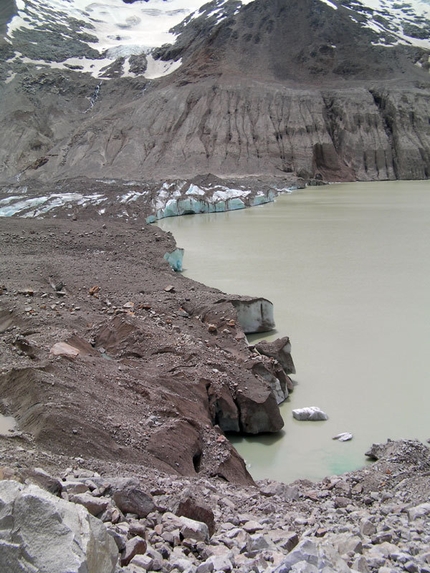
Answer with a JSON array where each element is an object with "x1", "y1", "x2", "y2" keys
[{"x1": 167, "y1": 0, "x2": 430, "y2": 84}]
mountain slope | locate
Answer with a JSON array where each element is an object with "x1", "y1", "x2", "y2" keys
[
  {"x1": 0, "y1": 0, "x2": 429, "y2": 184},
  {"x1": 166, "y1": 0, "x2": 430, "y2": 84}
]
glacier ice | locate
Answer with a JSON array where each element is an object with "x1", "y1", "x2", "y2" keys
[{"x1": 164, "y1": 248, "x2": 184, "y2": 272}]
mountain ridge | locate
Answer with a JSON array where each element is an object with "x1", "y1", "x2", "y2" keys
[{"x1": 0, "y1": 0, "x2": 429, "y2": 184}]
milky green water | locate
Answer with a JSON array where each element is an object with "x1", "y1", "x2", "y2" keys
[{"x1": 158, "y1": 181, "x2": 430, "y2": 483}]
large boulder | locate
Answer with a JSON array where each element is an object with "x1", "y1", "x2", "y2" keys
[
  {"x1": 174, "y1": 491, "x2": 216, "y2": 537},
  {"x1": 274, "y1": 538, "x2": 351, "y2": 573},
  {"x1": 0, "y1": 480, "x2": 118, "y2": 573}
]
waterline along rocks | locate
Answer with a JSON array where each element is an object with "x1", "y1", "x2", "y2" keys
[
  {"x1": 1, "y1": 0, "x2": 430, "y2": 569},
  {"x1": 0, "y1": 216, "x2": 295, "y2": 487}
]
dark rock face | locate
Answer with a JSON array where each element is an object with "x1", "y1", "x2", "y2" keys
[
  {"x1": 176, "y1": 0, "x2": 428, "y2": 84},
  {"x1": 0, "y1": 0, "x2": 16, "y2": 38},
  {"x1": 255, "y1": 337, "x2": 296, "y2": 375}
]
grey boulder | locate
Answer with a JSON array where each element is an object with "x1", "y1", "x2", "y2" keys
[{"x1": 0, "y1": 480, "x2": 118, "y2": 573}]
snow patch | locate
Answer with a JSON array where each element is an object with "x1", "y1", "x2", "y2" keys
[
  {"x1": 119, "y1": 191, "x2": 148, "y2": 203},
  {"x1": 144, "y1": 54, "x2": 182, "y2": 79},
  {"x1": 6, "y1": 0, "x2": 256, "y2": 80},
  {"x1": 0, "y1": 192, "x2": 106, "y2": 217},
  {"x1": 185, "y1": 184, "x2": 205, "y2": 196},
  {"x1": 212, "y1": 188, "x2": 251, "y2": 201},
  {"x1": 320, "y1": 0, "x2": 338, "y2": 9},
  {"x1": 350, "y1": 0, "x2": 430, "y2": 49}
]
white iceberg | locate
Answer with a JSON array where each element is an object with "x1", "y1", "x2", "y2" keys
[{"x1": 292, "y1": 407, "x2": 328, "y2": 421}]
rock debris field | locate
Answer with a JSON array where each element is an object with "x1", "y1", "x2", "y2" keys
[
  {"x1": 1, "y1": 213, "x2": 430, "y2": 573},
  {"x1": 1, "y1": 439, "x2": 430, "y2": 573}
]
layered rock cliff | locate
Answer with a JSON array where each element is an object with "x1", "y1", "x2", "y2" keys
[{"x1": 1, "y1": 73, "x2": 429, "y2": 183}]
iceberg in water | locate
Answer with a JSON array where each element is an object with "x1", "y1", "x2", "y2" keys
[
  {"x1": 292, "y1": 407, "x2": 328, "y2": 421},
  {"x1": 164, "y1": 248, "x2": 184, "y2": 272}
]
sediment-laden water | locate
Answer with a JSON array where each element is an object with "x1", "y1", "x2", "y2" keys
[{"x1": 158, "y1": 181, "x2": 430, "y2": 483}]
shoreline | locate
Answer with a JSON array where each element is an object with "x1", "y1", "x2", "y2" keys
[{"x1": 1, "y1": 179, "x2": 430, "y2": 571}]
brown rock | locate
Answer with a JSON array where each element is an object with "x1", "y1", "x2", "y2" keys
[
  {"x1": 147, "y1": 420, "x2": 203, "y2": 476},
  {"x1": 255, "y1": 337, "x2": 296, "y2": 375},
  {"x1": 334, "y1": 496, "x2": 350, "y2": 509},
  {"x1": 235, "y1": 376, "x2": 284, "y2": 434},
  {"x1": 175, "y1": 492, "x2": 216, "y2": 537},
  {"x1": 128, "y1": 520, "x2": 146, "y2": 539},
  {"x1": 272, "y1": 531, "x2": 299, "y2": 552},
  {"x1": 121, "y1": 537, "x2": 147, "y2": 566}
]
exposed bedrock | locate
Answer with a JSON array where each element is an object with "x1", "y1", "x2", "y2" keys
[{"x1": 0, "y1": 74, "x2": 429, "y2": 183}]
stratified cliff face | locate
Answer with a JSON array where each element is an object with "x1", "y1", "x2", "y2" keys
[
  {"x1": 0, "y1": 0, "x2": 429, "y2": 184},
  {"x1": 1, "y1": 76, "x2": 429, "y2": 182}
]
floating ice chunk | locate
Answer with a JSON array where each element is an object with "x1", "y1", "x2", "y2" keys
[
  {"x1": 292, "y1": 407, "x2": 329, "y2": 421},
  {"x1": 332, "y1": 432, "x2": 353, "y2": 441},
  {"x1": 231, "y1": 298, "x2": 275, "y2": 334}
]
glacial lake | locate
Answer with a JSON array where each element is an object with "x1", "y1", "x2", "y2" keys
[{"x1": 158, "y1": 181, "x2": 430, "y2": 484}]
